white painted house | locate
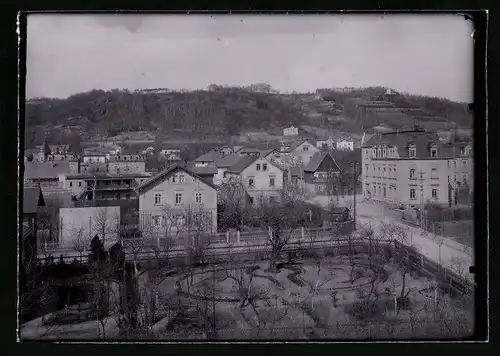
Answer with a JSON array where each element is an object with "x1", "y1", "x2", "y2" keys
[
  {"x1": 225, "y1": 155, "x2": 284, "y2": 205},
  {"x1": 283, "y1": 126, "x2": 299, "y2": 137},
  {"x1": 336, "y1": 140, "x2": 354, "y2": 151}
]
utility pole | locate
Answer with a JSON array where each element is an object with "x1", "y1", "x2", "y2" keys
[
  {"x1": 419, "y1": 171, "x2": 424, "y2": 230},
  {"x1": 351, "y1": 161, "x2": 359, "y2": 231}
]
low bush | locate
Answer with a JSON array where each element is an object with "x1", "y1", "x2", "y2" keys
[{"x1": 345, "y1": 300, "x2": 383, "y2": 322}]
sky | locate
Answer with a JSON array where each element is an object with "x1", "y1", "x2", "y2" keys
[{"x1": 26, "y1": 14, "x2": 474, "y2": 102}]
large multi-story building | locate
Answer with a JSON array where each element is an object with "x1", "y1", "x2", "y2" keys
[{"x1": 361, "y1": 128, "x2": 473, "y2": 208}]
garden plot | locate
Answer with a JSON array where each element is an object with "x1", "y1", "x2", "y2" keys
[{"x1": 157, "y1": 255, "x2": 474, "y2": 340}]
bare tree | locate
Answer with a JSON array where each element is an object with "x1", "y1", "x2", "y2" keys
[
  {"x1": 92, "y1": 207, "x2": 115, "y2": 247},
  {"x1": 217, "y1": 176, "x2": 247, "y2": 231},
  {"x1": 252, "y1": 197, "x2": 308, "y2": 272},
  {"x1": 70, "y1": 224, "x2": 87, "y2": 263}
]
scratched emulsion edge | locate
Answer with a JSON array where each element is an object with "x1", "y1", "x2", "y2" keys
[
  {"x1": 484, "y1": 9, "x2": 490, "y2": 344},
  {"x1": 16, "y1": 11, "x2": 21, "y2": 343}
]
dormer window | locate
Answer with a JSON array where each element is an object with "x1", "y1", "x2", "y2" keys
[
  {"x1": 382, "y1": 147, "x2": 387, "y2": 157},
  {"x1": 430, "y1": 144, "x2": 438, "y2": 158},
  {"x1": 372, "y1": 148, "x2": 376, "y2": 158},
  {"x1": 409, "y1": 144, "x2": 416, "y2": 158},
  {"x1": 377, "y1": 148, "x2": 381, "y2": 158},
  {"x1": 303, "y1": 145, "x2": 309, "y2": 152}
]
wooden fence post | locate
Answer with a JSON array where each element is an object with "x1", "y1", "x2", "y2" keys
[
  {"x1": 301, "y1": 227, "x2": 305, "y2": 240},
  {"x1": 226, "y1": 230, "x2": 230, "y2": 244},
  {"x1": 236, "y1": 230, "x2": 240, "y2": 245}
]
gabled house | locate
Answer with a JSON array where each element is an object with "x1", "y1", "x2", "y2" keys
[
  {"x1": 303, "y1": 152, "x2": 342, "y2": 196},
  {"x1": 194, "y1": 149, "x2": 221, "y2": 167},
  {"x1": 212, "y1": 154, "x2": 243, "y2": 185},
  {"x1": 218, "y1": 146, "x2": 234, "y2": 157},
  {"x1": 282, "y1": 139, "x2": 321, "y2": 168},
  {"x1": 21, "y1": 186, "x2": 45, "y2": 266},
  {"x1": 225, "y1": 155, "x2": 284, "y2": 205},
  {"x1": 135, "y1": 165, "x2": 218, "y2": 235}
]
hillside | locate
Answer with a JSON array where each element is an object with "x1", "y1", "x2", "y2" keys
[
  {"x1": 24, "y1": 86, "x2": 473, "y2": 148},
  {"x1": 24, "y1": 87, "x2": 305, "y2": 148}
]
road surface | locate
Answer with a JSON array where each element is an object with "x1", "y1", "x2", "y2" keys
[{"x1": 308, "y1": 197, "x2": 474, "y2": 281}]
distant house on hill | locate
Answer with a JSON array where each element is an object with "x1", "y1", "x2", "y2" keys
[{"x1": 283, "y1": 126, "x2": 299, "y2": 137}]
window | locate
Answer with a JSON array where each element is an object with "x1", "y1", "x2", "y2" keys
[
  {"x1": 463, "y1": 174, "x2": 468, "y2": 184},
  {"x1": 154, "y1": 193, "x2": 162, "y2": 206},
  {"x1": 256, "y1": 164, "x2": 261, "y2": 171},
  {"x1": 432, "y1": 189, "x2": 438, "y2": 199},
  {"x1": 383, "y1": 148, "x2": 387, "y2": 157},
  {"x1": 410, "y1": 189, "x2": 416, "y2": 199},
  {"x1": 378, "y1": 167, "x2": 381, "y2": 176},
  {"x1": 69, "y1": 182, "x2": 73, "y2": 187},
  {"x1": 117, "y1": 193, "x2": 121, "y2": 199},
  {"x1": 303, "y1": 145, "x2": 309, "y2": 152},
  {"x1": 409, "y1": 169, "x2": 416, "y2": 179},
  {"x1": 172, "y1": 175, "x2": 177, "y2": 183},
  {"x1": 79, "y1": 182, "x2": 82, "y2": 187},
  {"x1": 377, "y1": 148, "x2": 381, "y2": 158},
  {"x1": 248, "y1": 196, "x2": 254, "y2": 205},
  {"x1": 179, "y1": 174, "x2": 186, "y2": 183},
  {"x1": 463, "y1": 160, "x2": 467, "y2": 167},
  {"x1": 269, "y1": 196, "x2": 277, "y2": 203},
  {"x1": 409, "y1": 145, "x2": 416, "y2": 158},
  {"x1": 430, "y1": 145, "x2": 438, "y2": 157},
  {"x1": 431, "y1": 168, "x2": 438, "y2": 179},
  {"x1": 126, "y1": 194, "x2": 130, "y2": 199},
  {"x1": 223, "y1": 171, "x2": 227, "y2": 178},
  {"x1": 372, "y1": 149, "x2": 376, "y2": 158},
  {"x1": 263, "y1": 163, "x2": 268, "y2": 171},
  {"x1": 269, "y1": 177, "x2": 275, "y2": 187},
  {"x1": 383, "y1": 187, "x2": 386, "y2": 197},
  {"x1": 175, "y1": 193, "x2": 182, "y2": 205},
  {"x1": 383, "y1": 167, "x2": 386, "y2": 178},
  {"x1": 248, "y1": 177, "x2": 255, "y2": 188},
  {"x1": 195, "y1": 192, "x2": 202, "y2": 204},
  {"x1": 365, "y1": 164, "x2": 369, "y2": 176}
]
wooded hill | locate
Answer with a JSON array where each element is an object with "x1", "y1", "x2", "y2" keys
[{"x1": 25, "y1": 85, "x2": 472, "y2": 148}]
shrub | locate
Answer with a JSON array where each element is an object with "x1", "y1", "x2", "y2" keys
[{"x1": 345, "y1": 300, "x2": 383, "y2": 322}]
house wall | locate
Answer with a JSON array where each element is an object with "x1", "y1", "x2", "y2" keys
[
  {"x1": 83, "y1": 155, "x2": 107, "y2": 164},
  {"x1": 290, "y1": 142, "x2": 321, "y2": 166},
  {"x1": 59, "y1": 206, "x2": 120, "y2": 246},
  {"x1": 336, "y1": 141, "x2": 354, "y2": 151},
  {"x1": 283, "y1": 127, "x2": 298, "y2": 136},
  {"x1": 239, "y1": 157, "x2": 284, "y2": 203},
  {"x1": 214, "y1": 168, "x2": 228, "y2": 185},
  {"x1": 108, "y1": 161, "x2": 146, "y2": 174},
  {"x1": 138, "y1": 169, "x2": 217, "y2": 233}
]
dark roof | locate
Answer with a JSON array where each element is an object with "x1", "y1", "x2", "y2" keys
[
  {"x1": 24, "y1": 161, "x2": 71, "y2": 180},
  {"x1": 226, "y1": 156, "x2": 260, "y2": 174},
  {"x1": 286, "y1": 139, "x2": 318, "y2": 153},
  {"x1": 194, "y1": 149, "x2": 222, "y2": 162},
  {"x1": 136, "y1": 165, "x2": 217, "y2": 194},
  {"x1": 304, "y1": 152, "x2": 341, "y2": 173},
  {"x1": 364, "y1": 130, "x2": 447, "y2": 159},
  {"x1": 190, "y1": 166, "x2": 218, "y2": 175},
  {"x1": 331, "y1": 148, "x2": 362, "y2": 172},
  {"x1": 23, "y1": 186, "x2": 45, "y2": 214},
  {"x1": 215, "y1": 154, "x2": 242, "y2": 168}
]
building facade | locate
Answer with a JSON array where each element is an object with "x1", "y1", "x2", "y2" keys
[
  {"x1": 136, "y1": 165, "x2": 218, "y2": 236},
  {"x1": 225, "y1": 156, "x2": 284, "y2": 205},
  {"x1": 283, "y1": 126, "x2": 299, "y2": 136},
  {"x1": 361, "y1": 129, "x2": 473, "y2": 208},
  {"x1": 336, "y1": 140, "x2": 354, "y2": 151}
]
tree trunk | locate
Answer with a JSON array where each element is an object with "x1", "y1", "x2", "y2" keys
[
  {"x1": 400, "y1": 270, "x2": 407, "y2": 300},
  {"x1": 269, "y1": 249, "x2": 278, "y2": 272}
]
